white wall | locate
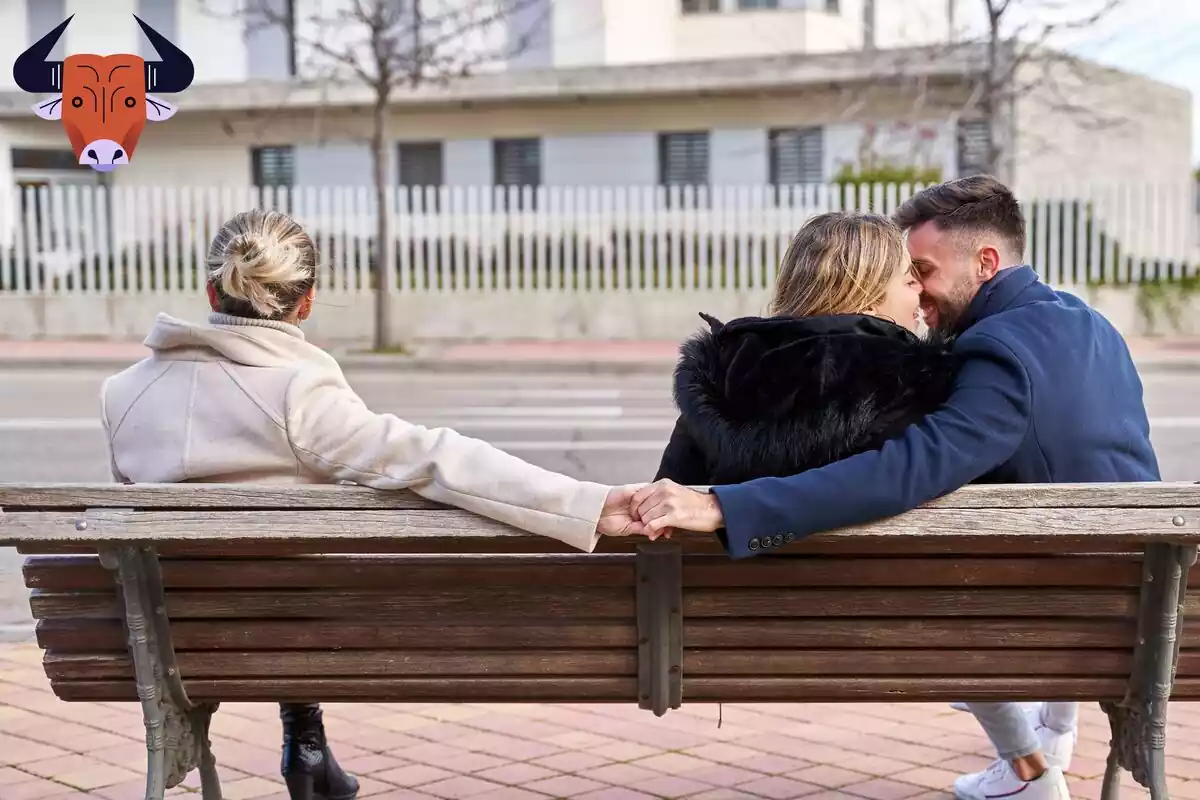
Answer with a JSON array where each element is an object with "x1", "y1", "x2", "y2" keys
[
  {"x1": 550, "y1": 0, "x2": 606, "y2": 68},
  {"x1": 444, "y1": 139, "x2": 492, "y2": 186},
  {"x1": 179, "y1": 0, "x2": 248, "y2": 83},
  {"x1": 543, "y1": 133, "x2": 656, "y2": 186},
  {"x1": 711, "y1": 129, "x2": 768, "y2": 186},
  {"x1": 0, "y1": 2, "x2": 29, "y2": 90},
  {"x1": 601, "y1": 0, "x2": 674, "y2": 65},
  {"x1": 66, "y1": 0, "x2": 138, "y2": 57},
  {"x1": 872, "y1": 0, "x2": 951, "y2": 48}
]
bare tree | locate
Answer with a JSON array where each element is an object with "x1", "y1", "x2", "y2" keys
[
  {"x1": 966, "y1": 0, "x2": 1127, "y2": 178},
  {"x1": 224, "y1": 0, "x2": 548, "y2": 350},
  {"x1": 841, "y1": 0, "x2": 1131, "y2": 181}
]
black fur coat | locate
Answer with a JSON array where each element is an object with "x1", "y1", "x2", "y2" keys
[{"x1": 654, "y1": 313, "x2": 964, "y2": 486}]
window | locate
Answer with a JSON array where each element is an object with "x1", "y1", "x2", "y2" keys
[
  {"x1": 681, "y1": 0, "x2": 720, "y2": 12},
  {"x1": 658, "y1": 132, "x2": 709, "y2": 187},
  {"x1": 398, "y1": 142, "x2": 444, "y2": 188},
  {"x1": 769, "y1": 127, "x2": 824, "y2": 185},
  {"x1": 136, "y1": 0, "x2": 178, "y2": 60},
  {"x1": 956, "y1": 119, "x2": 990, "y2": 177},
  {"x1": 245, "y1": 0, "x2": 297, "y2": 79},
  {"x1": 493, "y1": 138, "x2": 542, "y2": 188},
  {"x1": 12, "y1": 149, "x2": 80, "y2": 172},
  {"x1": 738, "y1": 0, "x2": 779, "y2": 8},
  {"x1": 251, "y1": 146, "x2": 295, "y2": 188}
]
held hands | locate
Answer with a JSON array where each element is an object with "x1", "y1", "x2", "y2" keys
[{"x1": 596, "y1": 480, "x2": 725, "y2": 541}]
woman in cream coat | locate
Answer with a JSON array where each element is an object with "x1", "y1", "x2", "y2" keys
[{"x1": 99, "y1": 209, "x2": 645, "y2": 800}]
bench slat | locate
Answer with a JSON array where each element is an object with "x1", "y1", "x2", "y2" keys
[
  {"x1": 47, "y1": 676, "x2": 1200, "y2": 704},
  {"x1": 52, "y1": 677, "x2": 639, "y2": 703},
  {"x1": 30, "y1": 587, "x2": 1154, "y2": 621},
  {"x1": 29, "y1": 587, "x2": 637, "y2": 620},
  {"x1": 45, "y1": 648, "x2": 1190, "y2": 680},
  {"x1": 36, "y1": 619, "x2": 639, "y2": 651},
  {"x1": 43, "y1": 650, "x2": 640, "y2": 680},
  {"x1": 4, "y1": 507, "x2": 1199, "y2": 547},
  {"x1": 22, "y1": 555, "x2": 637, "y2": 590},
  {"x1": 4, "y1": 481, "x2": 1199, "y2": 510},
  {"x1": 23, "y1": 555, "x2": 1168, "y2": 591}
]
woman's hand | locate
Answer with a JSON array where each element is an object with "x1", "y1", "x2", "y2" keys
[{"x1": 596, "y1": 484, "x2": 649, "y2": 538}]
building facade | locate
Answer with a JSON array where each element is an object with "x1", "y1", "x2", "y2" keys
[{"x1": 0, "y1": 0, "x2": 1190, "y2": 200}]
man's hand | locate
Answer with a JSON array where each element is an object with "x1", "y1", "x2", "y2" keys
[
  {"x1": 632, "y1": 479, "x2": 724, "y2": 535},
  {"x1": 596, "y1": 484, "x2": 651, "y2": 538}
]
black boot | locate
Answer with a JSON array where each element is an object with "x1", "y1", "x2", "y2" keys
[{"x1": 280, "y1": 703, "x2": 359, "y2": 800}]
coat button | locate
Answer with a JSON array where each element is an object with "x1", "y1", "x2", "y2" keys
[
  {"x1": 748, "y1": 538, "x2": 760, "y2": 551},
  {"x1": 784, "y1": 532, "x2": 795, "y2": 543},
  {"x1": 772, "y1": 534, "x2": 784, "y2": 547}
]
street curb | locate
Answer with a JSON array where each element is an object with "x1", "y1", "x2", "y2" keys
[
  {"x1": 0, "y1": 355, "x2": 1196, "y2": 374},
  {"x1": 0, "y1": 355, "x2": 684, "y2": 374}
]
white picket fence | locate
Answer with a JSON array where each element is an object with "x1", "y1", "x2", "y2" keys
[{"x1": 1, "y1": 182, "x2": 1197, "y2": 296}]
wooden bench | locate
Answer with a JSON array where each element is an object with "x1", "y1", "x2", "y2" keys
[{"x1": 1, "y1": 481, "x2": 1199, "y2": 800}]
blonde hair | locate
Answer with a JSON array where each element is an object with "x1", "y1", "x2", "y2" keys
[
  {"x1": 769, "y1": 211, "x2": 909, "y2": 318},
  {"x1": 207, "y1": 209, "x2": 317, "y2": 320}
]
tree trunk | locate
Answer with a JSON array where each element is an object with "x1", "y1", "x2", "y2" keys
[{"x1": 370, "y1": 90, "x2": 391, "y2": 351}]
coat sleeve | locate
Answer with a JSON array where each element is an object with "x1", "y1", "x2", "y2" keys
[
  {"x1": 654, "y1": 416, "x2": 711, "y2": 485},
  {"x1": 283, "y1": 367, "x2": 611, "y2": 552},
  {"x1": 709, "y1": 332, "x2": 1033, "y2": 559}
]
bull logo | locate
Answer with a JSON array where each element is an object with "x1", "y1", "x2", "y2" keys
[{"x1": 13, "y1": 15, "x2": 194, "y2": 172}]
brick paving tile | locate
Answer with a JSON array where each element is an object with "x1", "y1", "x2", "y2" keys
[
  {"x1": 936, "y1": 755, "x2": 996, "y2": 775},
  {"x1": 0, "y1": 735, "x2": 71, "y2": 767},
  {"x1": 340, "y1": 753, "x2": 412, "y2": 776},
  {"x1": 1066, "y1": 757, "x2": 1116, "y2": 781},
  {"x1": 418, "y1": 775, "x2": 509, "y2": 798},
  {"x1": 734, "y1": 754, "x2": 813, "y2": 776},
  {"x1": 16, "y1": 755, "x2": 140, "y2": 790},
  {"x1": 576, "y1": 762, "x2": 664, "y2": 786},
  {"x1": 405, "y1": 722, "x2": 487, "y2": 744},
  {"x1": 522, "y1": 773, "x2": 609, "y2": 796},
  {"x1": 529, "y1": 750, "x2": 612, "y2": 773},
  {"x1": 786, "y1": 766, "x2": 876, "y2": 789},
  {"x1": 221, "y1": 776, "x2": 288, "y2": 800},
  {"x1": 365, "y1": 792, "x2": 441, "y2": 800},
  {"x1": 588, "y1": 741, "x2": 662, "y2": 762},
  {"x1": 544, "y1": 731, "x2": 614, "y2": 750},
  {"x1": 464, "y1": 788, "x2": 551, "y2": 800},
  {"x1": 687, "y1": 791, "x2": 771, "y2": 800},
  {"x1": 671, "y1": 764, "x2": 766, "y2": 789},
  {"x1": 628, "y1": 753, "x2": 715, "y2": 775},
  {"x1": 682, "y1": 743, "x2": 762, "y2": 764},
  {"x1": 572, "y1": 788, "x2": 660, "y2": 800},
  {"x1": 829, "y1": 756, "x2": 920, "y2": 777},
  {"x1": 888, "y1": 767, "x2": 965, "y2": 791},
  {"x1": 356, "y1": 777, "x2": 409, "y2": 797},
  {"x1": 474, "y1": 762, "x2": 560, "y2": 785},
  {"x1": 841, "y1": 778, "x2": 929, "y2": 800},
  {"x1": 736, "y1": 776, "x2": 825, "y2": 799},
  {"x1": 0, "y1": 778, "x2": 81, "y2": 800},
  {"x1": 451, "y1": 733, "x2": 562, "y2": 761},
  {"x1": 376, "y1": 764, "x2": 457, "y2": 787},
  {"x1": 633, "y1": 774, "x2": 716, "y2": 797}
]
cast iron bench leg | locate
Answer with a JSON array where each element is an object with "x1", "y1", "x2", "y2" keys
[
  {"x1": 1100, "y1": 542, "x2": 1197, "y2": 800},
  {"x1": 101, "y1": 543, "x2": 224, "y2": 800}
]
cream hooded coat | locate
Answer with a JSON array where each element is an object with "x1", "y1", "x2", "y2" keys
[{"x1": 99, "y1": 313, "x2": 612, "y2": 552}]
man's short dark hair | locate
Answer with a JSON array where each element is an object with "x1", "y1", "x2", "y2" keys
[{"x1": 893, "y1": 174, "x2": 1026, "y2": 257}]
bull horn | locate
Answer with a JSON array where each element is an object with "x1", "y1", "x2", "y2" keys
[
  {"x1": 13, "y1": 16, "x2": 72, "y2": 94},
  {"x1": 135, "y1": 14, "x2": 194, "y2": 93}
]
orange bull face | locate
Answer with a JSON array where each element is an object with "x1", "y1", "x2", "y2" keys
[{"x1": 15, "y1": 15, "x2": 193, "y2": 173}]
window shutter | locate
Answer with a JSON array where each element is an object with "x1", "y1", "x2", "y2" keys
[
  {"x1": 769, "y1": 128, "x2": 823, "y2": 185},
  {"x1": 493, "y1": 139, "x2": 542, "y2": 187},
  {"x1": 957, "y1": 119, "x2": 990, "y2": 176},
  {"x1": 252, "y1": 146, "x2": 295, "y2": 188},
  {"x1": 659, "y1": 132, "x2": 709, "y2": 187},
  {"x1": 398, "y1": 142, "x2": 444, "y2": 188}
]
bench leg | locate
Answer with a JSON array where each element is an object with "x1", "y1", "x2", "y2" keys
[
  {"x1": 102, "y1": 544, "x2": 224, "y2": 800},
  {"x1": 1101, "y1": 542, "x2": 1197, "y2": 800}
]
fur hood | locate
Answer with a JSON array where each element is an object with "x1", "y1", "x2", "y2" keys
[{"x1": 670, "y1": 313, "x2": 963, "y2": 485}]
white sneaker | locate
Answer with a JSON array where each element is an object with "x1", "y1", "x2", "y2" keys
[
  {"x1": 1036, "y1": 720, "x2": 1076, "y2": 773},
  {"x1": 950, "y1": 701, "x2": 1044, "y2": 715},
  {"x1": 954, "y1": 760, "x2": 1071, "y2": 800}
]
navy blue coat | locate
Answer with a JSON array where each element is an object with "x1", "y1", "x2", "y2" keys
[{"x1": 709, "y1": 265, "x2": 1162, "y2": 559}]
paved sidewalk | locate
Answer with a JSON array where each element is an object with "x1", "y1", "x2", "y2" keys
[
  {"x1": 2, "y1": 644, "x2": 1199, "y2": 799},
  {"x1": 1, "y1": 336, "x2": 1199, "y2": 373}
]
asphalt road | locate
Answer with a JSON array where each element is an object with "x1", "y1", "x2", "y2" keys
[{"x1": 2, "y1": 364, "x2": 1199, "y2": 639}]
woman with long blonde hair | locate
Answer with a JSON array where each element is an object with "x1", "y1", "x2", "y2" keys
[{"x1": 655, "y1": 210, "x2": 961, "y2": 486}]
